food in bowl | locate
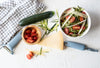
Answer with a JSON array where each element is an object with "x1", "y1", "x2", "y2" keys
[
  {"x1": 22, "y1": 25, "x2": 41, "y2": 44},
  {"x1": 60, "y1": 6, "x2": 89, "y2": 37}
]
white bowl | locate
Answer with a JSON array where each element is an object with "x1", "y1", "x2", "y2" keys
[{"x1": 59, "y1": 7, "x2": 91, "y2": 39}]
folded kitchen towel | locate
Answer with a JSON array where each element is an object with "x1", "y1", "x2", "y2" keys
[{"x1": 0, "y1": 0, "x2": 46, "y2": 45}]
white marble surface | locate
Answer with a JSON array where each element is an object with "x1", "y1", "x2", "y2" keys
[{"x1": 0, "y1": 0, "x2": 100, "y2": 68}]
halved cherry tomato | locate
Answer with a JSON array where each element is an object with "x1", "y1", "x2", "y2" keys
[
  {"x1": 70, "y1": 16, "x2": 75, "y2": 23},
  {"x1": 26, "y1": 54, "x2": 32, "y2": 60},
  {"x1": 24, "y1": 35, "x2": 29, "y2": 39},
  {"x1": 69, "y1": 32, "x2": 73, "y2": 35},
  {"x1": 64, "y1": 28, "x2": 69, "y2": 34},
  {"x1": 29, "y1": 51, "x2": 34, "y2": 57},
  {"x1": 32, "y1": 29, "x2": 36, "y2": 34},
  {"x1": 66, "y1": 8, "x2": 71, "y2": 11},
  {"x1": 25, "y1": 29, "x2": 31, "y2": 34},
  {"x1": 66, "y1": 15, "x2": 69, "y2": 19},
  {"x1": 80, "y1": 16, "x2": 84, "y2": 21},
  {"x1": 83, "y1": 26, "x2": 85, "y2": 30},
  {"x1": 72, "y1": 25, "x2": 81, "y2": 30},
  {"x1": 26, "y1": 38, "x2": 34, "y2": 43},
  {"x1": 24, "y1": 33, "x2": 31, "y2": 39},
  {"x1": 31, "y1": 33, "x2": 37, "y2": 37},
  {"x1": 82, "y1": 11, "x2": 86, "y2": 14},
  {"x1": 33, "y1": 36, "x2": 38, "y2": 40}
]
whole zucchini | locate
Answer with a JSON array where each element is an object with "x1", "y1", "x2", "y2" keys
[{"x1": 19, "y1": 11, "x2": 55, "y2": 26}]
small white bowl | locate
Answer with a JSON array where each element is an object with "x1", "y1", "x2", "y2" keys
[{"x1": 59, "y1": 7, "x2": 91, "y2": 39}]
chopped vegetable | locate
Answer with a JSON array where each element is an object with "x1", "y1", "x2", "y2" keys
[
  {"x1": 24, "y1": 28, "x2": 38, "y2": 43},
  {"x1": 72, "y1": 25, "x2": 81, "y2": 30},
  {"x1": 64, "y1": 27, "x2": 69, "y2": 34},
  {"x1": 80, "y1": 17, "x2": 84, "y2": 21},
  {"x1": 60, "y1": 6, "x2": 88, "y2": 37},
  {"x1": 70, "y1": 16, "x2": 75, "y2": 23},
  {"x1": 26, "y1": 51, "x2": 34, "y2": 60}
]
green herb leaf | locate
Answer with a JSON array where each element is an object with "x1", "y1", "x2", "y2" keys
[
  {"x1": 56, "y1": 9, "x2": 59, "y2": 18},
  {"x1": 40, "y1": 47, "x2": 42, "y2": 55}
]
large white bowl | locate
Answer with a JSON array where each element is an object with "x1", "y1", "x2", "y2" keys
[{"x1": 59, "y1": 7, "x2": 91, "y2": 39}]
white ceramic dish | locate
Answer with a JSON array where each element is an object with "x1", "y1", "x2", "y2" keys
[{"x1": 59, "y1": 7, "x2": 91, "y2": 39}]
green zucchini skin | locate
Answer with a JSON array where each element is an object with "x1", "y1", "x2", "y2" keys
[{"x1": 19, "y1": 11, "x2": 55, "y2": 26}]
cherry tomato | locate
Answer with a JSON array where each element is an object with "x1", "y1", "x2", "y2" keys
[
  {"x1": 66, "y1": 8, "x2": 71, "y2": 11},
  {"x1": 33, "y1": 36, "x2": 38, "y2": 40},
  {"x1": 64, "y1": 28, "x2": 69, "y2": 34},
  {"x1": 70, "y1": 16, "x2": 75, "y2": 23},
  {"x1": 24, "y1": 35, "x2": 29, "y2": 39},
  {"x1": 69, "y1": 32, "x2": 73, "y2": 35},
  {"x1": 24, "y1": 33, "x2": 31, "y2": 39},
  {"x1": 26, "y1": 38, "x2": 34, "y2": 43},
  {"x1": 32, "y1": 29, "x2": 36, "y2": 34},
  {"x1": 28, "y1": 37, "x2": 33, "y2": 40},
  {"x1": 26, "y1": 54, "x2": 32, "y2": 60},
  {"x1": 25, "y1": 29, "x2": 31, "y2": 34},
  {"x1": 82, "y1": 11, "x2": 86, "y2": 14},
  {"x1": 31, "y1": 33, "x2": 37, "y2": 37},
  {"x1": 80, "y1": 16, "x2": 84, "y2": 21},
  {"x1": 29, "y1": 51, "x2": 34, "y2": 57},
  {"x1": 83, "y1": 26, "x2": 85, "y2": 30},
  {"x1": 72, "y1": 25, "x2": 81, "y2": 30},
  {"x1": 66, "y1": 15, "x2": 69, "y2": 19}
]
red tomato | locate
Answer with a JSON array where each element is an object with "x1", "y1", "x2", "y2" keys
[
  {"x1": 66, "y1": 8, "x2": 71, "y2": 11},
  {"x1": 66, "y1": 15, "x2": 69, "y2": 19},
  {"x1": 25, "y1": 29, "x2": 31, "y2": 34},
  {"x1": 31, "y1": 33, "x2": 37, "y2": 37},
  {"x1": 69, "y1": 32, "x2": 73, "y2": 35},
  {"x1": 26, "y1": 54, "x2": 32, "y2": 60},
  {"x1": 70, "y1": 16, "x2": 75, "y2": 23},
  {"x1": 80, "y1": 17, "x2": 84, "y2": 21},
  {"x1": 83, "y1": 26, "x2": 85, "y2": 30},
  {"x1": 33, "y1": 36, "x2": 38, "y2": 40},
  {"x1": 72, "y1": 25, "x2": 81, "y2": 30},
  {"x1": 64, "y1": 28, "x2": 69, "y2": 34},
  {"x1": 32, "y1": 29, "x2": 36, "y2": 34},
  {"x1": 26, "y1": 38, "x2": 34, "y2": 43},
  {"x1": 82, "y1": 11, "x2": 86, "y2": 14},
  {"x1": 24, "y1": 35, "x2": 29, "y2": 39},
  {"x1": 29, "y1": 51, "x2": 34, "y2": 57},
  {"x1": 28, "y1": 37, "x2": 33, "y2": 40},
  {"x1": 24, "y1": 34, "x2": 31, "y2": 39}
]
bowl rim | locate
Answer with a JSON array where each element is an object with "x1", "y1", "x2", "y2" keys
[
  {"x1": 59, "y1": 7, "x2": 91, "y2": 39},
  {"x1": 22, "y1": 25, "x2": 41, "y2": 45}
]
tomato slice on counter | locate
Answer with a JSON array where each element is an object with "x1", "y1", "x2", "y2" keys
[
  {"x1": 29, "y1": 51, "x2": 34, "y2": 57},
  {"x1": 64, "y1": 27, "x2": 69, "y2": 34},
  {"x1": 26, "y1": 54, "x2": 32, "y2": 60},
  {"x1": 72, "y1": 25, "x2": 81, "y2": 30},
  {"x1": 26, "y1": 51, "x2": 34, "y2": 60}
]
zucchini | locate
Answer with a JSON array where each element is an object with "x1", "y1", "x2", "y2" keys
[{"x1": 19, "y1": 11, "x2": 55, "y2": 26}]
